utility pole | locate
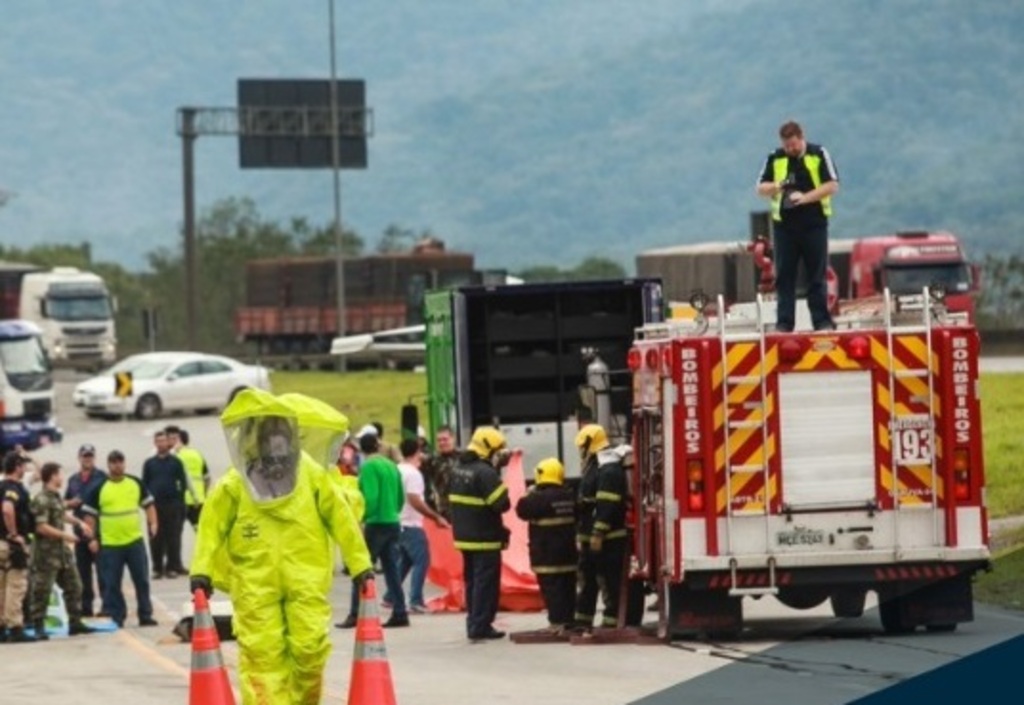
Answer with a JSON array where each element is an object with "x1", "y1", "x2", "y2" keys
[
  {"x1": 180, "y1": 108, "x2": 199, "y2": 351},
  {"x1": 328, "y1": 0, "x2": 348, "y2": 371}
]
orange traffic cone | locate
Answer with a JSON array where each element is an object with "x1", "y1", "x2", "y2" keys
[
  {"x1": 189, "y1": 589, "x2": 236, "y2": 705},
  {"x1": 348, "y1": 580, "x2": 398, "y2": 705}
]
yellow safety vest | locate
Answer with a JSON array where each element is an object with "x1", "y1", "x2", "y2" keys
[
  {"x1": 178, "y1": 447, "x2": 207, "y2": 505},
  {"x1": 771, "y1": 154, "x2": 832, "y2": 221},
  {"x1": 93, "y1": 477, "x2": 148, "y2": 547}
]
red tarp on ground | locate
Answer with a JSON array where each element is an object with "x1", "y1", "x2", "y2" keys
[{"x1": 425, "y1": 452, "x2": 544, "y2": 612}]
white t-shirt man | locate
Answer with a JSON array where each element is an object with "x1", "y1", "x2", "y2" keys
[{"x1": 398, "y1": 462, "x2": 425, "y2": 529}]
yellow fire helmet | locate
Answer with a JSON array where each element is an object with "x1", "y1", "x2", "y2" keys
[
  {"x1": 575, "y1": 423, "x2": 609, "y2": 458},
  {"x1": 467, "y1": 425, "x2": 507, "y2": 460},
  {"x1": 534, "y1": 457, "x2": 565, "y2": 486}
]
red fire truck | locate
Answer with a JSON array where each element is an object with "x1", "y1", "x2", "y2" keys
[
  {"x1": 627, "y1": 288, "x2": 990, "y2": 638},
  {"x1": 849, "y1": 231, "x2": 980, "y2": 321}
]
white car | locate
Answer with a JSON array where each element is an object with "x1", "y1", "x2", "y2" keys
[{"x1": 72, "y1": 351, "x2": 271, "y2": 420}]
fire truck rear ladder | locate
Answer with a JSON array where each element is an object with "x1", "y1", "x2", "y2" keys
[
  {"x1": 718, "y1": 293, "x2": 778, "y2": 596},
  {"x1": 883, "y1": 287, "x2": 941, "y2": 555}
]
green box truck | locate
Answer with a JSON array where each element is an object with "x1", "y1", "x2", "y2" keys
[{"x1": 424, "y1": 279, "x2": 664, "y2": 478}]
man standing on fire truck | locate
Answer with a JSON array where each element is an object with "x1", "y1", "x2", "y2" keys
[
  {"x1": 573, "y1": 424, "x2": 629, "y2": 631},
  {"x1": 756, "y1": 119, "x2": 839, "y2": 333}
]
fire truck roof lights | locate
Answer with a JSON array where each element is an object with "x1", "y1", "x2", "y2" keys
[
  {"x1": 845, "y1": 335, "x2": 870, "y2": 360},
  {"x1": 627, "y1": 347, "x2": 642, "y2": 371},
  {"x1": 779, "y1": 338, "x2": 806, "y2": 363}
]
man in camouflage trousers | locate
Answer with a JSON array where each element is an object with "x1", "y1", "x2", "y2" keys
[{"x1": 29, "y1": 462, "x2": 96, "y2": 638}]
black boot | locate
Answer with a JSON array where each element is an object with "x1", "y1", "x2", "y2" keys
[
  {"x1": 9, "y1": 627, "x2": 37, "y2": 643},
  {"x1": 33, "y1": 621, "x2": 50, "y2": 641},
  {"x1": 69, "y1": 620, "x2": 97, "y2": 636}
]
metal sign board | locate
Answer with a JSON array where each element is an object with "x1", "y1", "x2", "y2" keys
[{"x1": 237, "y1": 78, "x2": 368, "y2": 169}]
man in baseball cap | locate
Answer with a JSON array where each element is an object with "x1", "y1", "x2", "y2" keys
[{"x1": 65, "y1": 442, "x2": 107, "y2": 617}]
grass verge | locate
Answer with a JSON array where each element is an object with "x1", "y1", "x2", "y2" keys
[
  {"x1": 975, "y1": 525, "x2": 1024, "y2": 612},
  {"x1": 270, "y1": 369, "x2": 428, "y2": 439}
]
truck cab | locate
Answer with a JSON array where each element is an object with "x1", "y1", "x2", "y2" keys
[
  {"x1": 0, "y1": 320, "x2": 62, "y2": 451},
  {"x1": 19, "y1": 267, "x2": 117, "y2": 368},
  {"x1": 849, "y1": 231, "x2": 979, "y2": 320}
]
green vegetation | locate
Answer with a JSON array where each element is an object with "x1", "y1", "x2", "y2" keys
[
  {"x1": 979, "y1": 374, "x2": 1024, "y2": 518},
  {"x1": 270, "y1": 370, "x2": 428, "y2": 439},
  {"x1": 975, "y1": 527, "x2": 1024, "y2": 611}
]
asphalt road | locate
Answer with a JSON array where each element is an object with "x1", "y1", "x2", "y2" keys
[{"x1": 2, "y1": 368, "x2": 1021, "y2": 705}]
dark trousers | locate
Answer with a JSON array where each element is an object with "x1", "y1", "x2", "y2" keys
[
  {"x1": 538, "y1": 572, "x2": 576, "y2": 627},
  {"x1": 98, "y1": 539, "x2": 153, "y2": 626},
  {"x1": 773, "y1": 222, "x2": 833, "y2": 330},
  {"x1": 348, "y1": 523, "x2": 406, "y2": 618},
  {"x1": 150, "y1": 502, "x2": 185, "y2": 573},
  {"x1": 74, "y1": 540, "x2": 104, "y2": 616},
  {"x1": 462, "y1": 550, "x2": 501, "y2": 638},
  {"x1": 575, "y1": 537, "x2": 626, "y2": 628}
]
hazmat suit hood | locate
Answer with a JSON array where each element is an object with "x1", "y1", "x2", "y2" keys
[
  {"x1": 221, "y1": 388, "x2": 301, "y2": 503},
  {"x1": 277, "y1": 392, "x2": 351, "y2": 470}
]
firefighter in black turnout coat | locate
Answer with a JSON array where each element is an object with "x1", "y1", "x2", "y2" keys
[
  {"x1": 574, "y1": 423, "x2": 630, "y2": 630},
  {"x1": 449, "y1": 426, "x2": 512, "y2": 641},
  {"x1": 515, "y1": 457, "x2": 577, "y2": 633}
]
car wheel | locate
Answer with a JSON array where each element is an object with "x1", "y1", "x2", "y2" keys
[
  {"x1": 135, "y1": 394, "x2": 162, "y2": 420},
  {"x1": 228, "y1": 386, "x2": 249, "y2": 405}
]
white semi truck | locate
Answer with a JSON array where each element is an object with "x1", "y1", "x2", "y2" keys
[
  {"x1": 0, "y1": 263, "x2": 117, "y2": 369},
  {"x1": 0, "y1": 319, "x2": 62, "y2": 452}
]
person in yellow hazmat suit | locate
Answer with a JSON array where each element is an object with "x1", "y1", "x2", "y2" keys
[
  {"x1": 277, "y1": 392, "x2": 365, "y2": 521},
  {"x1": 190, "y1": 388, "x2": 373, "y2": 705}
]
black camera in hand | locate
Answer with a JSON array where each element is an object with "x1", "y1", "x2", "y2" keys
[{"x1": 779, "y1": 174, "x2": 799, "y2": 209}]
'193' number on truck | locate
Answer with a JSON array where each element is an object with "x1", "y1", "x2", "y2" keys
[{"x1": 894, "y1": 427, "x2": 932, "y2": 466}]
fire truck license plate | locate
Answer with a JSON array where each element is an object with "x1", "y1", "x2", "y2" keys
[{"x1": 893, "y1": 416, "x2": 933, "y2": 466}]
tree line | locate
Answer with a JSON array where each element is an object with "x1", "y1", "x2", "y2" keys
[
  {"x1": 3, "y1": 197, "x2": 1021, "y2": 359},
  {"x1": 0, "y1": 198, "x2": 628, "y2": 356}
]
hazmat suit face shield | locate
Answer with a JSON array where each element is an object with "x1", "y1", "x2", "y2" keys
[
  {"x1": 301, "y1": 426, "x2": 350, "y2": 471},
  {"x1": 226, "y1": 415, "x2": 301, "y2": 502}
]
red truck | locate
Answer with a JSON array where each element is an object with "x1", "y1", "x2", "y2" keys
[
  {"x1": 848, "y1": 231, "x2": 980, "y2": 321},
  {"x1": 625, "y1": 289, "x2": 990, "y2": 638}
]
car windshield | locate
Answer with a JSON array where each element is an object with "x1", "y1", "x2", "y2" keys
[
  {"x1": 0, "y1": 335, "x2": 52, "y2": 392},
  {"x1": 46, "y1": 295, "x2": 113, "y2": 321},
  {"x1": 884, "y1": 263, "x2": 971, "y2": 295},
  {"x1": 129, "y1": 360, "x2": 173, "y2": 380},
  {"x1": 103, "y1": 356, "x2": 173, "y2": 379}
]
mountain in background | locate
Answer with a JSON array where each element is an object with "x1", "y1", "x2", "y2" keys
[{"x1": 1, "y1": 0, "x2": 1021, "y2": 272}]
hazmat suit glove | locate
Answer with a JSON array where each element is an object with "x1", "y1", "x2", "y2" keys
[
  {"x1": 589, "y1": 534, "x2": 604, "y2": 553},
  {"x1": 190, "y1": 575, "x2": 213, "y2": 599},
  {"x1": 352, "y1": 569, "x2": 375, "y2": 595}
]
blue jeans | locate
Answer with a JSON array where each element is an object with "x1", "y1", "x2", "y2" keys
[
  {"x1": 773, "y1": 221, "x2": 833, "y2": 330},
  {"x1": 386, "y1": 526, "x2": 430, "y2": 607},
  {"x1": 98, "y1": 539, "x2": 153, "y2": 626},
  {"x1": 348, "y1": 523, "x2": 406, "y2": 618}
]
